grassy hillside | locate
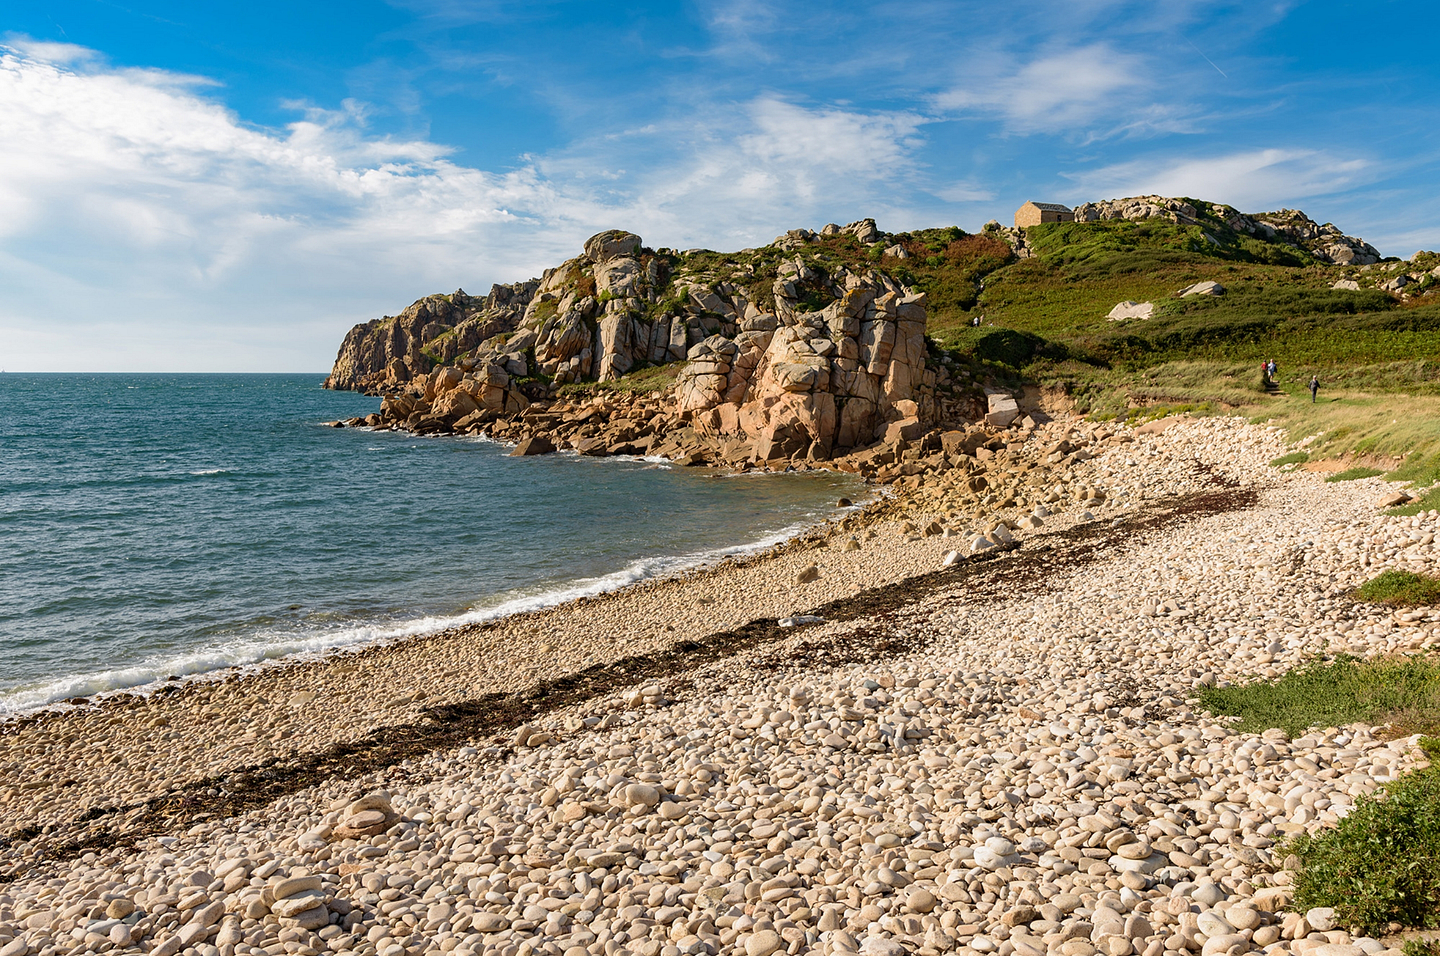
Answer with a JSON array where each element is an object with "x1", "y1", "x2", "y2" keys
[{"x1": 876, "y1": 202, "x2": 1440, "y2": 492}]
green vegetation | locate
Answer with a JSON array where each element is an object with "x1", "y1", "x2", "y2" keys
[
  {"x1": 1355, "y1": 571, "x2": 1440, "y2": 607},
  {"x1": 1403, "y1": 939, "x2": 1440, "y2": 956},
  {"x1": 558, "y1": 361, "x2": 683, "y2": 396},
  {"x1": 1271, "y1": 451, "x2": 1311, "y2": 467},
  {"x1": 1288, "y1": 743, "x2": 1440, "y2": 934},
  {"x1": 1198, "y1": 651, "x2": 1440, "y2": 932},
  {"x1": 1327, "y1": 467, "x2": 1386, "y2": 482},
  {"x1": 1195, "y1": 654, "x2": 1440, "y2": 738}
]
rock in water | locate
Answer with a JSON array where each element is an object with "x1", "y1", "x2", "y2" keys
[{"x1": 510, "y1": 436, "x2": 556, "y2": 456}]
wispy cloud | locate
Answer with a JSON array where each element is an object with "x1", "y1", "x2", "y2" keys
[
  {"x1": 1069, "y1": 147, "x2": 1375, "y2": 210},
  {"x1": 934, "y1": 44, "x2": 1166, "y2": 134}
]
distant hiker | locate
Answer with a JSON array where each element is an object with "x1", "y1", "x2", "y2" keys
[
  {"x1": 1309, "y1": 375, "x2": 1320, "y2": 402},
  {"x1": 1268, "y1": 358, "x2": 1278, "y2": 380},
  {"x1": 1261, "y1": 361, "x2": 1270, "y2": 386}
]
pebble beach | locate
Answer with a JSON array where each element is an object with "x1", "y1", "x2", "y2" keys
[{"x1": 4, "y1": 414, "x2": 1440, "y2": 956}]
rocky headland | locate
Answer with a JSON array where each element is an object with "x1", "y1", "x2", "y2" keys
[
  {"x1": 320, "y1": 199, "x2": 1426, "y2": 482},
  {"x1": 324, "y1": 219, "x2": 981, "y2": 477}
]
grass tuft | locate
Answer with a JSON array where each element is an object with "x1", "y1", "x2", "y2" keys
[
  {"x1": 1195, "y1": 654, "x2": 1440, "y2": 738},
  {"x1": 1271, "y1": 451, "x2": 1311, "y2": 467},
  {"x1": 1355, "y1": 571, "x2": 1440, "y2": 607},
  {"x1": 1326, "y1": 467, "x2": 1386, "y2": 482}
]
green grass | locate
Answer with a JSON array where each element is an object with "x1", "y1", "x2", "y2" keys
[
  {"x1": 558, "y1": 361, "x2": 684, "y2": 396},
  {"x1": 1327, "y1": 467, "x2": 1386, "y2": 482},
  {"x1": 1195, "y1": 654, "x2": 1440, "y2": 738},
  {"x1": 1355, "y1": 571, "x2": 1440, "y2": 607},
  {"x1": 1271, "y1": 451, "x2": 1311, "y2": 467},
  {"x1": 1288, "y1": 742, "x2": 1440, "y2": 934}
]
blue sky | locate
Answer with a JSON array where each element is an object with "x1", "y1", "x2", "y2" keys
[{"x1": 2, "y1": 0, "x2": 1437, "y2": 371}]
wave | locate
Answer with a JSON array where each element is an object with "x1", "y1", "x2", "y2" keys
[
  {"x1": 189, "y1": 468, "x2": 229, "y2": 476},
  {"x1": 0, "y1": 512, "x2": 827, "y2": 717}
]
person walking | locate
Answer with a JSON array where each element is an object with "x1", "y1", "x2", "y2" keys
[{"x1": 1309, "y1": 375, "x2": 1320, "y2": 403}]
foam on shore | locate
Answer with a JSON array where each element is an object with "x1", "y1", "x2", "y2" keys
[{"x1": 0, "y1": 509, "x2": 837, "y2": 717}]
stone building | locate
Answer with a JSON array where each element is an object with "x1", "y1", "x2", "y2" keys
[{"x1": 1014, "y1": 201, "x2": 1074, "y2": 228}]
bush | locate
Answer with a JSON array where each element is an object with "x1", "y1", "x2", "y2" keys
[{"x1": 1289, "y1": 746, "x2": 1440, "y2": 934}]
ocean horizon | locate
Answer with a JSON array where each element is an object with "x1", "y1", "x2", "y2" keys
[{"x1": 0, "y1": 373, "x2": 859, "y2": 714}]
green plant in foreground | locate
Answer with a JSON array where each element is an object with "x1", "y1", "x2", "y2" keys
[
  {"x1": 1196, "y1": 654, "x2": 1440, "y2": 738},
  {"x1": 1289, "y1": 744, "x2": 1440, "y2": 934},
  {"x1": 1271, "y1": 451, "x2": 1310, "y2": 467},
  {"x1": 1326, "y1": 467, "x2": 1386, "y2": 482},
  {"x1": 1402, "y1": 938, "x2": 1440, "y2": 956},
  {"x1": 1355, "y1": 571, "x2": 1440, "y2": 607}
]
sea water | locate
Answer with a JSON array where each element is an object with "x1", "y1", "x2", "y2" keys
[{"x1": 0, "y1": 374, "x2": 859, "y2": 712}]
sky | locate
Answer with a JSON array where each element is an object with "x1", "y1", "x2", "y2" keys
[{"x1": 1, "y1": 0, "x2": 1438, "y2": 372}]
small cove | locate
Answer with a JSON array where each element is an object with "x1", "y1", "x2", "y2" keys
[{"x1": 0, "y1": 373, "x2": 859, "y2": 713}]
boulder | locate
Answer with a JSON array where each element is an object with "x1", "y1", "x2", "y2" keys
[
  {"x1": 511, "y1": 436, "x2": 557, "y2": 457},
  {"x1": 584, "y1": 230, "x2": 642, "y2": 263},
  {"x1": 1107, "y1": 300, "x2": 1154, "y2": 320},
  {"x1": 984, "y1": 392, "x2": 1020, "y2": 428},
  {"x1": 1331, "y1": 279, "x2": 1361, "y2": 291},
  {"x1": 1178, "y1": 280, "x2": 1225, "y2": 297}
]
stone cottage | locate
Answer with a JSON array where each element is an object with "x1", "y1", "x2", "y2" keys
[{"x1": 1014, "y1": 202, "x2": 1074, "y2": 228}]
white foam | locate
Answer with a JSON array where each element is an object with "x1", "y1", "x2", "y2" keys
[
  {"x1": 0, "y1": 512, "x2": 829, "y2": 718},
  {"x1": 189, "y1": 468, "x2": 229, "y2": 476}
]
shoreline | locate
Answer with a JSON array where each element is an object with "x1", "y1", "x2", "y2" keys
[
  {"x1": 0, "y1": 451, "x2": 868, "y2": 721},
  {"x1": 3, "y1": 412, "x2": 1217, "y2": 840},
  {"x1": 5, "y1": 414, "x2": 1440, "y2": 956}
]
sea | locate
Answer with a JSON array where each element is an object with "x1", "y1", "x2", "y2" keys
[{"x1": 0, "y1": 373, "x2": 860, "y2": 714}]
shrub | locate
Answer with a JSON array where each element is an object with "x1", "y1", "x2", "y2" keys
[
  {"x1": 1289, "y1": 746, "x2": 1440, "y2": 933},
  {"x1": 1271, "y1": 451, "x2": 1310, "y2": 467}
]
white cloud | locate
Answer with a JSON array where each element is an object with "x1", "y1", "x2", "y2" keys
[
  {"x1": 1069, "y1": 147, "x2": 1374, "y2": 210},
  {"x1": 739, "y1": 98, "x2": 923, "y2": 169},
  {"x1": 933, "y1": 180, "x2": 997, "y2": 203},
  {"x1": 0, "y1": 45, "x2": 939, "y2": 370},
  {"x1": 935, "y1": 44, "x2": 1157, "y2": 133}
]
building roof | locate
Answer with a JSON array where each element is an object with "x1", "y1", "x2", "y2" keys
[{"x1": 1025, "y1": 202, "x2": 1071, "y2": 212}]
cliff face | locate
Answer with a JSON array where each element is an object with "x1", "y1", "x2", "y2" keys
[
  {"x1": 323, "y1": 282, "x2": 537, "y2": 392},
  {"x1": 325, "y1": 221, "x2": 968, "y2": 463}
]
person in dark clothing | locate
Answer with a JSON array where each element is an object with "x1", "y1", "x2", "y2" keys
[{"x1": 1309, "y1": 375, "x2": 1319, "y2": 402}]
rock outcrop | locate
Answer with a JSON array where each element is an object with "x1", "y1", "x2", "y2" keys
[
  {"x1": 327, "y1": 225, "x2": 965, "y2": 466},
  {"x1": 1061, "y1": 196, "x2": 1381, "y2": 265}
]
